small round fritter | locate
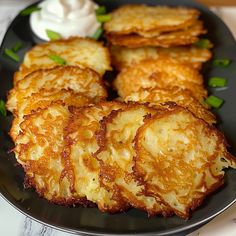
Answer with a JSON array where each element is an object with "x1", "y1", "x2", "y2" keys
[
  {"x1": 95, "y1": 105, "x2": 172, "y2": 216},
  {"x1": 14, "y1": 103, "x2": 79, "y2": 204},
  {"x1": 104, "y1": 5, "x2": 199, "y2": 35},
  {"x1": 7, "y1": 66, "x2": 107, "y2": 114},
  {"x1": 109, "y1": 45, "x2": 212, "y2": 71},
  {"x1": 62, "y1": 101, "x2": 129, "y2": 213},
  {"x1": 114, "y1": 59, "x2": 207, "y2": 100},
  {"x1": 106, "y1": 21, "x2": 205, "y2": 48},
  {"x1": 124, "y1": 87, "x2": 216, "y2": 124},
  {"x1": 134, "y1": 106, "x2": 236, "y2": 219},
  {"x1": 14, "y1": 37, "x2": 111, "y2": 84},
  {"x1": 10, "y1": 89, "x2": 96, "y2": 141}
]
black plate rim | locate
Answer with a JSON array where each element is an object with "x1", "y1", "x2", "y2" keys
[{"x1": 0, "y1": 1, "x2": 236, "y2": 235}]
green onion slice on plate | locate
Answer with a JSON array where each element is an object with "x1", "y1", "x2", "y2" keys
[
  {"x1": 20, "y1": 6, "x2": 41, "y2": 16},
  {"x1": 92, "y1": 27, "x2": 103, "y2": 40},
  {"x1": 46, "y1": 29, "x2": 61, "y2": 41},
  {"x1": 0, "y1": 100, "x2": 6, "y2": 116},
  {"x1": 205, "y1": 95, "x2": 224, "y2": 109},
  {"x1": 48, "y1": 55, "x2": 66, "y2": 65},
  {"x1": 96, "y1": 6, "x2": 106, "y2": 15},
  {"x1": 12, "y1": 42, "x2": 23, "y2": 52},
  {"x1": 194, "y1": 39, "x2": 212, "y2": 49},
  {"x1": 213, "y1": 59, "x2": 231, "y2": 67},
  {"x1": 96, "y1": 14, "x2": 111, "y2": 23},
  {"x1": 4, "y1": 48, "x2": 20, "y2": 62},
  {"x1": 208, "y1": 77, "x2": 227, "y2": 87}
]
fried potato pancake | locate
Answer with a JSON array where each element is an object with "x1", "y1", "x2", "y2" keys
[
  {"x1": 7, "y1": 66, "x2": 107, "y2": 114},
  {"x1": 14, "y1": 103, "x2": 79, "y2": 204},
  {"x1": 106, "y1": 21, "x2": 205, "y2": 48},
  {"x1": 95, "y1": 105, "x2": 172, "y2": 216},
  {"x1": 114, "y1": 59, "x2": 207, "y2": 100},
  {"x1": 10, "y1": 89, "x2": 95, "y2": 141},
  {"x1": 124, "y1": 87, "x2": 216, "y2": 124},
  {"x1": 104, "y1": 5, "x2": 199, "y2": 35},
  {"x1": 134, "y1": 106, "x2": 236, "y2": 218},
  {"x1": 110, "y1": 45, "x2": 212, "y2": 70},
  {"x1": 62, "y1": 101, "x2": 129, "y2": 213},
  {"x1": 14, "y1": 37, "x2": 111, "y2": 84}
]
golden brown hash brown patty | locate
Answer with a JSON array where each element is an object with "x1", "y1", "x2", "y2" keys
[
  {"x1": 95, "y1": 105, "x2": 172, "y2": 216},
  {"x1": 62, "y1": 101, "x2": 129, "y2": 213},
  {"x1": 106, "y1": 21, "x2": 206, "y2": 48},
  {"x1": 14, "y1": 37, "x2": 111, "y2": 85},
  {"x1": 104, "y1": 5, "x2": 200, "y2": 35},
  {"x1": 14, "y1": 103, "x2": 80, "y2": 204},
  {"x1": 7, "y1": 66, "x2": 107, "y2": 114},
  {"x1": 134, "y1": 106, "x2": 236, "y2": 218},
  {"x1": 114, "y1": 59, "x2": 207, "y2": 100},
  {"x1": 9, "y1": 88, "x2": 96, "y2": 141},
  {"x1": 109, "y1": 45, "x2": 212, "y2": 70},
  {"x1": 124, "y1": 87, "x2": 216, "y2": 124}
]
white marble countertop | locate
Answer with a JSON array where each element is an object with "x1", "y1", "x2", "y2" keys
[{"x1": 0, "y1": 1, "x2": 236, "y2": 236}]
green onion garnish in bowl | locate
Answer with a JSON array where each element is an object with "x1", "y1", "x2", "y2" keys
[
  {"x1": 205, "y1": 95, "x2": 224, "y2": 109},
  {"x1": 208, "y1": 77, "x2": 227, "y2": 88}
]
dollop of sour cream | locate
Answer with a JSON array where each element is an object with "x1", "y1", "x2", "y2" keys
[{"x1": 30, "y1": 0, "x2": 101, "y2": 41}]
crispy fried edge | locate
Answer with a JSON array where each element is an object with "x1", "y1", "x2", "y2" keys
[
  {"x1": 104, "y1": 5, "x2": 200, "y2": 35},
  {"x1": 133, "y1": 106, "x2": 235, "y2": 218},
  {"x1": 94, "y1": 102, "x2": 173, "y2": 216},
  {"x1": 61, "y1": 101, "x2": 131, "y2": 213}
]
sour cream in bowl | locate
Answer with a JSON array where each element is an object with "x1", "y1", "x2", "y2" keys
[{"x1": 30, "y1": 0, "x2": 101, "y2": 41}]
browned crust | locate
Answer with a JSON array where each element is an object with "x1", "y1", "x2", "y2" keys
[
  {"x1": 106, "y1": 21, "x2": 206, "y2": 48},
  {"x1": 104, "y1": 5, "x2": 200, "y2": 35},
  {"x1": 94, "y1": 103, "x2": 174, "y2": 216},
  {"x1": 64, "y1": 101, "x2": 130, "y2": 213},
  {"x1": 24, "y1": 174, "x2": 96, "y2": 207},
  {"x1": 133, "y1": 106, "x2": 236, "y2": 218},
  {"x1": 17, "y1": 37, "x2": 112, "y2": 81},
  {"x1": 109, "y1": 45, "x2": 212, "y2": 71}
]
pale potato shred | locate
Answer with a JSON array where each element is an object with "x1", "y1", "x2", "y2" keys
[{"x1": 6, "y1": 2, "x2": 236, "y2": 220}]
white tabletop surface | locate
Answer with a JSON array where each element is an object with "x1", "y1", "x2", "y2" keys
[{"x1": 0, "y1": 1, "x2": 236, "y2": 236}]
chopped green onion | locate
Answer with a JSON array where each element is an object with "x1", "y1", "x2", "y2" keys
[
  {"x1": 48, "y1": 55, "x2": 66, "y2": 65},
  {"x1": 205, "y1": 95, "x2": 224, "y2": 109},
  {"x1": 4, "y1": 48, "x2": 20, "y2": 62},
  {"x1": 20, "y1": 6, "x2": 41, "y2": 16},
  {"x1": 46, "y1": 29, "x2": 61, "y2": 41},
  {"x1": 208, "y1": 77, "x2": 227, "y2": 87},
  {"x1": 213, "y1": 59, "x2": 231, "y2": 67},
  {"x1": 0, "y1": 100, "x2": 6, "y2": 116},
  {"x1": 95, "y1": 6, "x2": 106, "y2": 15},
  {"x1": 96, "y1": 14, "x2": 111, "y2": 23},
  {"x1": 194, "y1": 39, "x2": 212, "y2": 49},
  {"x1": 12, "y1": 42, "x2": 23, "y2": 52},
  {"x1": 92, "y1": 27, "x2": 103, "y2": 40}
]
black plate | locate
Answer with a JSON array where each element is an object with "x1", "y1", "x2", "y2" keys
[{"x1": 0, "y1": 0, "x2": 236, "y2": 235}]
